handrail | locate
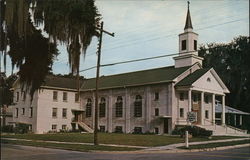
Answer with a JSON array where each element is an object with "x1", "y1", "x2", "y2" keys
[{"x1": 226, "y1": 124, "x2": 247, "y2": 133}]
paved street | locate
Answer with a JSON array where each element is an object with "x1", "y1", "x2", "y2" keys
[{"x1": 1, "y1": 144, "x2": 250, "y2": 160}]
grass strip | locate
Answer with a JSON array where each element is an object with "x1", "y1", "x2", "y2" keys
[
  {"x1": 1, "y1": 133, "x2": 243, "y2": 147},
  {"x1": 178, "y1": 140, "x2": 250, "y2": 149},
  {"x1": 1, "y1": 139, "x2": 139, "y2": 152}
]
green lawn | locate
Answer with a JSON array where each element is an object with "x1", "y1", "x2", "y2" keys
[
  {"x1": 178, "y1": 140, "x2": 250, "y2": 149},
  {"x1": 1, "y1": 133, "x2": 243, "y2": 147},
  {"x1": 1, "y1": 139, "x2": 138, "y2": 152}
]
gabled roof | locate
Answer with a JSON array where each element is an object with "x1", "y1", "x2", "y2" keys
[
  {"x1": 42, "y1": 75, "x2": 84, "y2": 90},
  {"x1": 81, "y1": 65, "x2": 190, "y2": 91},
  {"x1": 175, "y1": 68, "x2": 210, "y2": 87}
]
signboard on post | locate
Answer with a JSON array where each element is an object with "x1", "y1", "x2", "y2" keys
[{"x1": 187, "y1": 112, "x2": 197, "y2": 123}]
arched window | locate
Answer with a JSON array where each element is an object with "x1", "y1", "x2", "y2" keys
[
  {"x1": 116, "y1": 96, "x2": 123, "y2": 117},
  {"x1": 99, "y1": 97, "x2": 106, "y2": 117},
  {"x1": 134, "y1": 95, "x2": 142, "y2": 117},
  {"x1": 86, "y1": 98, "x2": 92, "y2": 117}
]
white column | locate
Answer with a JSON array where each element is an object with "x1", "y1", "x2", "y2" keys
[
  {"x1": 239, "y1": 115, "x2": 242, "y2": 126},
  {"x1": 234, "y1": 114, "x2": 236, "y2": 126},
  {"x1": 188, "y1": 89, "x2": 192, "y2": 112},
  {"x1": 212, "y1": 94, "x2": 216, "y2": 125},
  {"x1": 222, "y1": 95, "x2": 225, "y2": 125},
  {"x1": 201, "y1": 92, "x2": 204, "y2": 125}
]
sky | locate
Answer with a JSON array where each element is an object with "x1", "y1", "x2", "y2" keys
[{"x1": 2, "y1": 0, "x2": 249, "y2": 78}]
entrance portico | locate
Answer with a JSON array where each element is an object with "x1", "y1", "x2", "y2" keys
[{"x1": 175, "y1": 68, "x2": 229, "y2": 126}]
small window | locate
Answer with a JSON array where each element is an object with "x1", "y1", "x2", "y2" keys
[
  {"x1": 86, "y1": 98, "x2": 92, "y2": 117},
  {"x1": 180, "y1": 92, "x2": 184, "y2": 101},
  {"x1": 205, "y1": 110, "x2": 209, "y2": 119},
  {"x1": 134, "y1": 127, "x2": 142, "y2": 134},
  {"x1": 115, "y1": 126, "x2": 123, "y2": 133},
  {"x1": 15, "y1": 108, "x2": 19, "y2": 117},
  {"x1": 180, "y1": 108, "x2": 184, "y2": 118},
  {"x1": 62, "y1": 125, "x2": 67, "y2": 130},
  {"x1": 154, "y1": 128, "x2": 159, "y2": 134},
  {"x1": 75, "y1": 93, "x2": 79, "y2": 102},
  {"x1": 99, "y1": 126, "x2": 105, "y2": 132},
  {"x1": 182, "y1": 40, "x2": 187, "y2": 50},
  {"x1": 16, "y1": 92, "x2": 19, "y2": 102},
  {"x1": 22, "y1": 108, "x2": 25, "y2": 115},
  {"x1": 29, "y1": 107, "x2": 33, "y2": 118},
  {"x1": 52, "y1": 124, "x2": 57, "y2": 130},
  {"x1": 53, "y1": 91, "x2": 58, "y2": 101},
  {"x1": 194, "y1": 40, "x2": 197, "y2": 51},
  {"x1": 155, "y1": 108, "x2": 159, "y2": 116},
  {"x1": 207, "y1": 77, "x2": 211, "y2": 82},
  {"x1": 52, "y1": 108, "x2": 57, "y2": 118},
  {"x1": 154, "y1": 92, "x2": 159, "y2": 101},
  {"x1": 63, "y1": 92, "x2": 67, "y2": 101},
  {"x1": 62, "y1": 108, "x2": 67, "y2": 118}
]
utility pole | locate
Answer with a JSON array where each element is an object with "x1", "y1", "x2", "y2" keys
[{"x1": 94, "y1": 21, "x2": 114, "y2": 145}]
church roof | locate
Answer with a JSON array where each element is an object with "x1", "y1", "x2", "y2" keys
[
  {"x1": 184, "y1": 3, "x2": 193, "y2": 30},
  {"x1": 175, "y1": 68, "x2": 210, "y2": 87},
  {"x1": 81, "y1": 65, "x2": 190, "y2": 91}
]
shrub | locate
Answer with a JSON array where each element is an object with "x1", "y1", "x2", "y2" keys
[
  {"x1": 172, "y1": 125, "x2": 212, "y2": 137},
  {"x1": 13, "y1": 123, "x2": 30, "y2": 134},
  {"x1": 1, "y1": 125, "x2": 14, "y2": 133}
]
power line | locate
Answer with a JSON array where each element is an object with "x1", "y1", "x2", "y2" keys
[{"x1": 79, "y1": 52, "x2": 179, "y2": 73}]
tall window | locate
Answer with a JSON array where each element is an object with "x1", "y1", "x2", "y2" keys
[
  {"x1": 205, "y1": 95, "x2": 209, "y2": 103},
  {"x1": 180, "y1": 92, "x2": 184, "y2": 101},
  {"x1": 53, "y1": 91, "x2": 58, "y2": 101},
  {"x1": 62, "y1": 108, "x2": 67, "y2": 118},
  {"x1": 15, "y1": 108, "x2": 19, "y2": 117},
  {"x1": 155, "y1": 108, "x2": 159, "y2": 116},
  {"x1": 52, "y1": 108, "x2": 57, "y2": 118},
  {"x1": 154, "y1": 92, "x2": 159, "y2": 101},
  {"x1": 16, "y1": 92, "x2": 19, "y2": 102},
  {"x1": 99, "y1": 97, "x2": 106, "y2": 117},
  {"x1": 63, "y1": 92, "x2": 67, "y2": 101},
  {"x1": 180, "y1": 108, "x2": 184, "y2": 118},
  {"x1": 115, "y1": 96, "x2": 123, "y2": 117},
  {"x1": 134, "y1": 95, "x2": 142, "y2": 117},
  {"x1": 205, "y1": 110, "x2": 209, "y2": 119},
  {"x1": 22, "y1": 108, "x2": 25, "y2": 115},
  {"x1": 99, "y1": 126, "x2": 105, "y2": 132},
  {"x1": 75, "y1": 93, "x2": 79, "y2": 102},
  {"x1": 182, "y1": 40, "x2": 186, "y2": 50},
  {"x1": 86, "y1": 99, "x2": 92, "y2": 117},
  {"x1": 29, "y1": 107, "x2": 33, "y2": 118},
  {"x1": 22, "y1": 91, "x2": 26, "y2": 101},
  {"x1": 194, "y1": 40, "x2": 197, "y2": 51}
]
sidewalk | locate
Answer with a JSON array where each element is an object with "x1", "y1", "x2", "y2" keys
[
  {"x1": 2, "y1": 137, "x2": 250, "y2": 151},
  {"x1": 144, "y1": 137, "x2": 250, "y2": 151}
]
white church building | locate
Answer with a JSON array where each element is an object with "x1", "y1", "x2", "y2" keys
[{"x1": 10, "y1": 5, "x2": 247, "y2": 135}]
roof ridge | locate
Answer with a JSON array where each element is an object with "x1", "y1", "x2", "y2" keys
[{"x1": 84, "y1": 65, "x2": 192, "y2": 81}]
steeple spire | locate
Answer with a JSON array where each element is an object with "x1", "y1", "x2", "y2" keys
[{"x1": 184, "y1": 1, "x2": 193, "y2": 30}]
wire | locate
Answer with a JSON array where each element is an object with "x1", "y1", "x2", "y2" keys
[{"x1": 79, "y1": 52, "x2": 179, "y2": 72}]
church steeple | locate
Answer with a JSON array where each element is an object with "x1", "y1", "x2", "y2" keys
[
  {"x1": 184, "y1": 1, "x2": 193, "y2": 31},
  {"x1": 173, "y1": 1, "x2": 203, "y2": 68}
]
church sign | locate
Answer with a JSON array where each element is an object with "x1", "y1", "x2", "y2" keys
[{"x1": 187, "y1": 112, "x2": 197, "y2": 123}]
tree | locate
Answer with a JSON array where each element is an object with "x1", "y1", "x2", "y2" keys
[
  {"x1": 0, "y1": 0, "x2": 100, "y2": 99},
  {"x1": 199, "y1": 36, "x2": 250, "y2": 113}
]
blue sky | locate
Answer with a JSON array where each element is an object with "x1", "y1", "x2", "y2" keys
[{"x1": 2, "y1": 0, "x2": 249, "y2": 78}]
